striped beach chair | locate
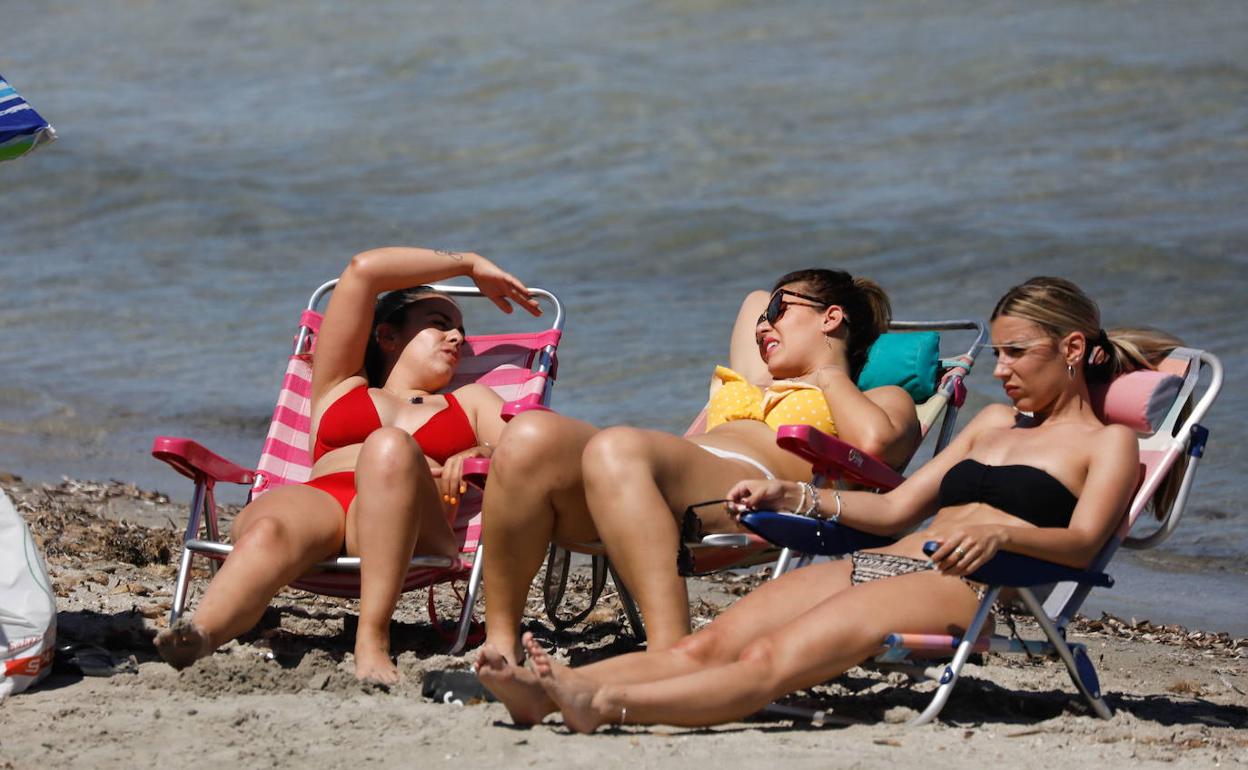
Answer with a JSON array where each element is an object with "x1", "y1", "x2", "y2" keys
[
  {"x1": 0, "y1": 74, "x2": 56, "y2": 164},
  {"x1": 152, "y1": 280, "x2": 565, "y2": 652}
]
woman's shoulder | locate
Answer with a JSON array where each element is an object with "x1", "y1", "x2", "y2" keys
[
  {"x1": 966, "y1": 402, "x2": 1022, "y2": 431},
  {"x1": 861, "y1": 384, "x2": 916, "y2": 413},
  {"x1": 1088, "y1": 420, "x2": 1138, "y2": 455}
]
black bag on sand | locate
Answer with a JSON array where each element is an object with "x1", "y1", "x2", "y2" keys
[{"x1": 422, "y1": 669, "x2": 497, "y2": 705}]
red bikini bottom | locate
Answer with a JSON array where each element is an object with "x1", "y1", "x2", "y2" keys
[
  {"x1": 304, "y1": 470, "x2": 460, "y2": 527},
  {"x1": 304, "y1": 471, "x2": 357, "y2": 515}
]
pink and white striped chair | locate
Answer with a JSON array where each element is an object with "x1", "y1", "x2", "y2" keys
[{"x1": 152, "y1": 280, "x2": 565, "y2": 653}]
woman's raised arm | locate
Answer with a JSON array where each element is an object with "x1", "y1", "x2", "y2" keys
[
  {"x1": 311, "y1": 248, "x2": 538, "y2": 401},
  {"x1": 725, "y1": 290, "x2": 772, "y2": 386}
]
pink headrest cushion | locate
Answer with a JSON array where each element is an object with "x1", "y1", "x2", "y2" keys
[{"x1": 1089, "y1": 369, "x2": 1183, "y2": 434}]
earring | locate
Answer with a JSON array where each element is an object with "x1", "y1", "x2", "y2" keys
[{"x1": 1067, "y1": 363, "x2": 1075, "y2": 379}]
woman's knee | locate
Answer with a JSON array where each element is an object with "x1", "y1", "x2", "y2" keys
[
  {"x1": 582, "y1": 426, "x2": 652, "y2": 483},
  {"x1": 736, "y1": 636, "x2": 782, "y2": 684},
  {"x1": 232, "y1": 516, "x2": 289, "y2": 554},
  {"x1": 672, "y1": 625, "x2": 732, "y2": 666},
  {"x1": 492, "y1": 411, "x2": 582, "y2": 475},
  {"x1": 359, "y1": 427, "x2": 425, "y2": 479}
]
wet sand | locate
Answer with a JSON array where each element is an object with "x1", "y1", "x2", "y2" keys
[{"x1": 1, "y1": 475, "x2": 1245, "y2": 769}]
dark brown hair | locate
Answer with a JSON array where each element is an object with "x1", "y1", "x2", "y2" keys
[
  {"x1": 771, "y1": 268, "x2": 892, "y2": 379},
  {"x1": 362, "y1": 286, "x2": 455, "y2": 386}
]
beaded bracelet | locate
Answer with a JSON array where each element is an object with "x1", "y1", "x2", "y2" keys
[{"x1": 799, "y1": 481, "x2": 821, "y2": 517}]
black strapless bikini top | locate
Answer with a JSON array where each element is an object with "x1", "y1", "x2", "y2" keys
[{"x1": 937, "y1": 459, "x2": 1078, "y2": 528}]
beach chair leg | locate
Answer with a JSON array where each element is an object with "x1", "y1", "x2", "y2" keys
[
  {"x1": 608, "y1": 563, "x2": 646, "y2": 643},
  {"x1": 449, "y1": 544, "x2": 486, "y2": 655},
  {"x1": 203, "y1": 486, "x2": 221, "y2": 577},
  {"x1": 1016, "y1": 588, "x2": 1113, "y2": 719},
  {"x1": 169, "y1": 546, "x2": 195, "y2": 625},
  {"x1": 168, "y1": 482, "x2": 209, "y2": 625},
  {"x1": 908, "y1": 586, "x2": 1001, "y2": 727},
  {"x1": 770, "y1": 547, "x2": 797, "y2": 579}
]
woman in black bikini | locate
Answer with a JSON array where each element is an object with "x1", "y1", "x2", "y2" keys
[
  {"x1": 478, "y1": 276, "x2": 1180, "y2": 731},
  {"x1": 155, "y1": 247, "x2": 539, "y2": 684}
]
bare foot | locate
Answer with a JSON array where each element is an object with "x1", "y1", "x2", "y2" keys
[
  {"x1": 475, "y1": 644, "x2": 555, "y2": 725},
  {"x1": 354, "y1": 631, "x2": 400, "y2": 686},
  {"x1": 478, "y1": 633, "x2": 525, "y2": 667},
  {"x1": 154, "y1": 617, "x2": 214, "y2": 670},
  {"x1": 524, "y1": 632, "x2": 614, "y2": 734}
]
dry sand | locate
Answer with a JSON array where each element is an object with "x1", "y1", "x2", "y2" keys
[{"x1": 1, "y1": 475, "x2": 1245, "y2": 769}]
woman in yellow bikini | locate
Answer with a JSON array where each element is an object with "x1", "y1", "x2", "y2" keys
[{"x1": 477, "y1": 269, "x2": 921, "y2": 666}]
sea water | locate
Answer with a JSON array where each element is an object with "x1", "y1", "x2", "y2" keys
[{"x1": 1, "y1": 0, "x2": 1245, "y2": 632}]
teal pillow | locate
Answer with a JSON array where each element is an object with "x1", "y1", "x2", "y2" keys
[{"x1": 856, "y1": 332, "x2": 940, "y2": 402}]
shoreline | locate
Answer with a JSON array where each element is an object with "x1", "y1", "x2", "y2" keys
[{"x1": 1, "y1": 475, "x2": 1246, "y2": 768}]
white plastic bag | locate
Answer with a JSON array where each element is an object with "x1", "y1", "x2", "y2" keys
[{"x1": 0, "y1": 488, "x2": 56, "y2": 701}]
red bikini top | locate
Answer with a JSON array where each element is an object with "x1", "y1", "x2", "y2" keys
[{"x1": 311, "y1": 385, "x2": 478, "y2": 464}]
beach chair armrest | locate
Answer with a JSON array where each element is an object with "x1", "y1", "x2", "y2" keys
[
  {"x1": 463, "y1": 457, "x2": 490, "y2": 489},
  {"x1": 151, "y1": 436, "x2": 256, "y2": 486},
  {"x1": 920, "y1": 541, "x2": 1114, "y2": 588},
  {"x1": 776, "y1": 425, "x2": 905, "y2": 489},
  {"x1": 740, "y1": 510, "x2": 895, "y2": 555},
  {"x1": 467, "y1": 396, "x2": 563, "y2": 483},
  {"x1": 501, "y1": 394, "x2": 552, "y2": 422}
]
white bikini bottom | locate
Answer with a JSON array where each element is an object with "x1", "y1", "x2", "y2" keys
[{"x1": 696, "y1": 444, "x2": 776, "y2": 479}]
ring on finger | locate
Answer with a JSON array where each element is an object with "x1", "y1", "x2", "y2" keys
[{"x1": 954, "y1": 546, "x2": 967, "y2": 558}]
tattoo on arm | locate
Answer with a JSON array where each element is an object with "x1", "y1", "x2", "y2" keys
[{"x1": 435, "y1": 249, "x2": 464, "y2": 261}]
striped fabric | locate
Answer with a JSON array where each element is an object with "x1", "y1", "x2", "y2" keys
[
  {"x1": 249, "y1": 311, "x2": 559, "y2": 596},
  {"x1": 0, "y1": 75, "x2": 55, "y2": 163}
]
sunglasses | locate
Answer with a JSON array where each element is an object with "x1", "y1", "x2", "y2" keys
[{"x1": 758, "y1": 289, "x2": 830, "y2": 327}]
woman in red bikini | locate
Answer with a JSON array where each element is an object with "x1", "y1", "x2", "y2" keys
[{"x1": 155, "y1": 246, "x2": 540, "y2": 683}]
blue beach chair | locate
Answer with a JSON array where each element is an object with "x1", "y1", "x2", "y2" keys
[{"x1": 741, "y1": 346, "x2": 1223, "y2": 725}]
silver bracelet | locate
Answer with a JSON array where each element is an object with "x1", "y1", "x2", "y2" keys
[
  {"x1": 793, "y1": 482, "x2": 808, "y2": 516},
  {"x1": 829, "y1": 489, "x2": 843, "y2": 523}
]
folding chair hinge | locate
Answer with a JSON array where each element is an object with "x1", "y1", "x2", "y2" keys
[{"x1": 1189, "y1": 424, "x2": 1209, "y2": 458}]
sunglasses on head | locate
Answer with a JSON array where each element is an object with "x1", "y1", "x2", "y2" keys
[{"x1": 758, "y1": 289, "x2": 829, "y2": 326}]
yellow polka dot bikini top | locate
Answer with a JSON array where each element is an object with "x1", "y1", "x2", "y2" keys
[{"x1": 705, "y1": 366, "x2": 837, "y2": 435}]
